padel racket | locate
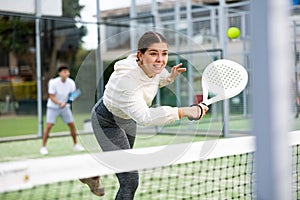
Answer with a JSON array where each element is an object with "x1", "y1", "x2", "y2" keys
[
  {"x1": 201, "y1": 59, "x2": 248, "y2": 106},
  {"x1": 67, "y1": 89, "x2": 82, "y2": 103}
]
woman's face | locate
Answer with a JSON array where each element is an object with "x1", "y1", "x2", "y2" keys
[{"x1": 137, "y1": 42, "x2": 168, "y2": 78}]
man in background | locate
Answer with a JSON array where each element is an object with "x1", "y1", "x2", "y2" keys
[{"x1": 40, "y1": 65, "x2": 84, "y2": 155}]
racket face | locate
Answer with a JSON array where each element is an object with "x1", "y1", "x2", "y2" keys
[
  {"x1": 73, "y1": 89, "x2": 82, "y2": 98},
  {"x1": 202, "y1": 59, "x2": 248, "y2": 105},
  {"x1": 68, "y1": 89, "x2": 82, "y2": 102}
]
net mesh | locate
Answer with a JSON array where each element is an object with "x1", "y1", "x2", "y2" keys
[{"x1": 1, "y1": 133, "x2": 300, "y2": 200}]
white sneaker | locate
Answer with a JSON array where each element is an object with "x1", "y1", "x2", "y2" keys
[
  {"x1": 73, "y1": 144, "x2": 85, "y2": 152},
  {"x1": 40, "y1": 147, "x2": 48, "y2": 155}
]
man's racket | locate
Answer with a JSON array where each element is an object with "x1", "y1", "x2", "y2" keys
[
  {"x1": 200, "y1": 59, "x2": 248, "y2": 106},
  {"x1": 67, "y1": 89, "x2": 82, "y2": 103}
]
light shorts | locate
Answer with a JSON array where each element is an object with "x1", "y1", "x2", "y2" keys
[{"x1": 46, "y1": 106, "x2": 74, "y2": 124}]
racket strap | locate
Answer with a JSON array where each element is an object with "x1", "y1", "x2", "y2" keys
[{"x1": 188, "y1": 103, "x2": 206, "y2": 121}]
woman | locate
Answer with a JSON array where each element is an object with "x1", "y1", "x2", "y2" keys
[{"x1": 81, "y1": 31, "x2": 209, "y2": 199}]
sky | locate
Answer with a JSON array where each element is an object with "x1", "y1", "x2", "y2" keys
[
  {"x1": 80, "y1": 0, "x2": 129, "y2": 22},
  {"x1": 80, "y1": 0, "x2": 154, "y2": 20},
  {"x1": 79, "y1": 0, "x2": 155, "y2": 49}
]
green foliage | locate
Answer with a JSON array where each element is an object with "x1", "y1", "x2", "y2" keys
[
  {"x1": 0, "y1": 0, "x2": 86, "y2": 72},
  {"x1": 0, "y1": 17, "x2": 34, "y2": 54},
  {"x1": 61, "y1": 0, "x2": 87, "y2": 78},
  {"x1": 62, "y1": 0, "x2": 84, "y2": 18}
]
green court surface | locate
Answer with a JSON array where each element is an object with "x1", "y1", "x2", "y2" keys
[
  {"x1": 0, "y1": 114, "x2": 89, "y2": 138},
  {"x1": 0, "y1": 132, "x2": 213, "y2": 162},
  {"x1": 0, "y1": 114, "x2": 250, "y2": 138},
  {"x1": 0, "y1": 114, "x2": 249, "y2": 163},
  {"x1": 2, "y1": 113, "x2": 300, "y2": 164}
]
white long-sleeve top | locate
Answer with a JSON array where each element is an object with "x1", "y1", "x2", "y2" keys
[{"x1": 103, "y1": 54, "x2": 180, "y2": 126}]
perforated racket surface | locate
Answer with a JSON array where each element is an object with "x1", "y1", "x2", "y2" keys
[{"x1": 201, "y1": 59, "x2": 248, "y2": 106}]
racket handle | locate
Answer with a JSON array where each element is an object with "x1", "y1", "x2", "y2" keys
[
  {"x1": 201, "y1": 99, "x2": 211, "y2": 106},
  {"x1": 67, "y1": 94, "x2": 75, "y2": 103},
  {"x1": 200, "y1": 102, "x2": 207, "y2": 107}
]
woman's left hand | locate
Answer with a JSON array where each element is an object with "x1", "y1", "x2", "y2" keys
[{"x1": 167, "y1": 63, "x2": 186, "y2": 82}]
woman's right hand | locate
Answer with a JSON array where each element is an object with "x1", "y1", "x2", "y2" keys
[{"x1": 181, "y1": 103, "x2": 209, "y2": 120}]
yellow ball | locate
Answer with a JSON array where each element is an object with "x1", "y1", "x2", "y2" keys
[
  {"x1": 227, "y1": 27, "x2": 240, "y2": 39},
  {"x1": 23, "y1": 174, "x2": 29, "y2": 182}
]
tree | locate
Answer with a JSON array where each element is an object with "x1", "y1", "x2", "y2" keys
[
  {"x1": 43, "y1": 0, "x2": 87, "y2": 92},
  {"x1": 0, "y1": 16, "x2": 34, "y2": 55},
  {"x1": 0, "y1": 0, "x2": 87, "y2": 99},
  {"x1": 0, "y1": 16, "x2": 35, "y2": 79}
]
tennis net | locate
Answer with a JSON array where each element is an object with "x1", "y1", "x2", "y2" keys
[{"x1": 1, "y1": 132, "x2": 300, "y2": 199}]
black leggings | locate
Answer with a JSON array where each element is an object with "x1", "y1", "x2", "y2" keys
[{"x1": 91, "y1": 99, "x2": 138, "y2": 200}]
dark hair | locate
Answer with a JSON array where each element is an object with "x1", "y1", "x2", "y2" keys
[
  {"x1": 57, "y1": 65, "x2": 69, "y2": 72},
  {"x1": 137, "y1": 31, "x2": 168, "y2": 54}
]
